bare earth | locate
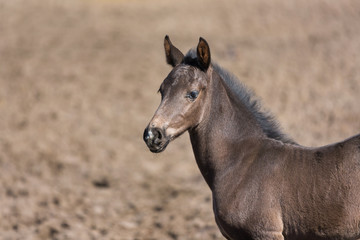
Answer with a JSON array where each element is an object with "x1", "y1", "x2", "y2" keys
[{"x1": 0, "y1": 0, "x2": 360, "y2": 239}]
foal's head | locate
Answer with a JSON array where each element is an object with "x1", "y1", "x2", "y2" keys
[{"x1": 144, "y1": 36, "x2": 212, "y2": 153}]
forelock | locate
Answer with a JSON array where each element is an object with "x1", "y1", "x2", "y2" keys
[{"x1": 171, "y1": 65, "x2": 199, "y2": 82}]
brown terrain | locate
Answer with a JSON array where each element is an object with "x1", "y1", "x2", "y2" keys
[{"x1": 1, "y1": 0, "x2": 360, "y2": 239}]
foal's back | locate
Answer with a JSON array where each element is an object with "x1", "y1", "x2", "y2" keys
[
  {"x1": 214, "y1": 134, "x2": 360, "y2": 239},
  {"x1": 280, "y1": 134, "x2": 360, "y2": 238}
]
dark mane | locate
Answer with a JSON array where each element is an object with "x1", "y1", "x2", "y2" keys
[{"x1": 184, "y1": 49, "x2": 296, "y2": 144}]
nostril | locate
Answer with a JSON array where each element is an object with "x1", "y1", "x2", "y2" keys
[
  {"x1": 152, "y1": 128, "x2": 164, "y2": 145},
  {"x1": 156, "y1": 129, "x2": 162, "y2": 140},
  {"x1": 154, "y1": 127, "x2": 165, "y2": 139}
]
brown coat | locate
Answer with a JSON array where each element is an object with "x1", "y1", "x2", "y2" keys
[{"x1": 144, "y1": 36, "x2": 360, "y2": 240}]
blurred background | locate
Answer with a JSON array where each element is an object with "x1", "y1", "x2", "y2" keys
[{"x1": 0, "y1": 0, "x2": 360, "y2": 239}]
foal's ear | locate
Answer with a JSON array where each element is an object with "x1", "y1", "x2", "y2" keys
[
  {"x1": 164, "y1": 35, "x2": 184, "y2": 67},
  {"x1": 197, "y1": 37, "x2": 211, "y2": 71}
]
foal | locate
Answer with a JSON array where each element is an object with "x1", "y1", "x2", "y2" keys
[{"x1": 143, "y1": 36, "x2": 360, "y2": 240}]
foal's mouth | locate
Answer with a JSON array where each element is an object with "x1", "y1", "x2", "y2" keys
[{"x1": 148, "y1": 140, "x2": 170, "y2": 153}]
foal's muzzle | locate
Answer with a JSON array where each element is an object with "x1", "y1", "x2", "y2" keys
[{"x1": 143, "y1": 127, "x2": 169, "y2": 153}]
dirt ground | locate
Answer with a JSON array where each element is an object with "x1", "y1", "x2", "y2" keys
[{"x1": 0, "y1": 0, "x2": 360, "y2": 239}]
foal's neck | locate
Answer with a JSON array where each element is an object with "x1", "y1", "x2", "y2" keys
[{"x1": 189, "y1": 69, "x2": 265, "y2": 190}]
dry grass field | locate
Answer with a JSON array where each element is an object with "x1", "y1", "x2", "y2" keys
[{"x1": 1, "y1": 0, "x2": 360, "y2": 239}]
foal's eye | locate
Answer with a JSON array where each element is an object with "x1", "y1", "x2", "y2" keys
[{"x1": 187, "y1": 91, "x2": 199, "y2": 101}]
